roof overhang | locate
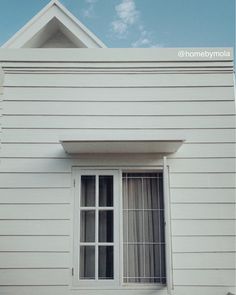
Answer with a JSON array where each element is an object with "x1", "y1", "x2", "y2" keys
[{"x1": 60, "y1": 140, "x2": 184, "y2": 154}]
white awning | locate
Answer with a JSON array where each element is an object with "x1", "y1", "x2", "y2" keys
[{"x1": 60, "y1": 140, "x2": 184, "y2": 154}]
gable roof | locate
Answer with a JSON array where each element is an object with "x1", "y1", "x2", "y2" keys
[{"x1": 2, "y1": 0, "x2": 106, "y2": 48}]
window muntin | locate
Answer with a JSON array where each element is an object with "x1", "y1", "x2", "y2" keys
[
  {"x1": 122, "y1": 172, "x2": 166, "y2": 284},
  {"x1": 78, "y1": 174, "x2": 115, "y2": 281}
]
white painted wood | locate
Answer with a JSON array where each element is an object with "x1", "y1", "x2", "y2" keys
[
  {"x1": 3, "y1": 85, "x2": 235, "y2": 101},
  {"x1": 0, "y1": 173, "x2": 71, "y2": 187},
  {"x1": 2, "y1": 128, "x2": 235, "y2": 143},
  {"x1": 0, "y1": 220, "x2": 69, "y2": 235},
  {"x1": 171, "y1": 203, "x2": 235, "y2": 219},
  {"x1": 0, "y1": 204, "x2": 70, "y2": 219},
  {"x1": 0, "y1": 286, "x2": 69, "y2": 295},
  {"x1": 0, "y1": 236, "x2": 70, "y2": 251},
  {"x1": 0, "y1": 188, "x2": 70, "y2": 203},
  {"x1": 0, "y1": 269, "x2": 69, "y2": 285},
  {"x1": 170, "y1": 173, "x2": 236, "y2": 188},
  {"x1": 173, "y1": 269, "x2": 235, "y2": 286},
  {"x1": 172, "y1": 236, "x2": 236, "y2": 252},
  {"x1": 0, "y1": 252, "x2": 69, "y2": 268},
  {"x1": 173, "y1": 252, "x2": 236, "y2": 269},
  {"x1": 172, "y1": 220, "x2": 236, "y2": 236},
  {"x1": 171, "y1": 188, "x2": 236, "y2": 203},
  {"x1": 3, "y1": 115, "x2": 236, "y2": 129},
  {"x1": 169, "y1": 158, "x2": 235, "y2": 172},
  {"x1": 3, "y1": 101, "x2": 235, "y2": 116}
]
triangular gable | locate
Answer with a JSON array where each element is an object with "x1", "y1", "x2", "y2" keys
[{"x1": 2, "y1": 0, "x2": 106, "y2": 48}]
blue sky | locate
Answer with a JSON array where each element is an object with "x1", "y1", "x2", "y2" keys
[{"x1": 0, "y1": 0, "x2": 235, "y2": 49}]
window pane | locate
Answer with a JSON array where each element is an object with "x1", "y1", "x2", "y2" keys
[
  {"x1": 80, "y1": 246, "x2": 95, "y2": 279},
  {"x1": 80, "y1": 210, "x2": 95, "y2": 242},
  {"x1": 99, "y1": 246, "x2": 114, "y2": 279},
  {"x1": 81, "y1": 176, "x2": 95, "y2": 207},
  {"x1": 122, "y1": 172, "x2": 166, "y2": 284},
  {"x1": 123, "y1": 177, "x2": 143, "y2": 209},
  {"x1": 99, "y1": 176, "x2": 113, "y2": 207},
  {"x1": 99, "y1": 210, "x2": 113, "y2": 242}
]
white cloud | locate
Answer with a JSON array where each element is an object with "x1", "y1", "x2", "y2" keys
[
  {"x1": 83, "y1": 0, "x2": 98, "y2": 18},
  {"x1": 111, "y1": 0, "x2": 139, "y2": 35},
  {"x1": 132, "y1": 25, "x2": 162, "y2": 48}
]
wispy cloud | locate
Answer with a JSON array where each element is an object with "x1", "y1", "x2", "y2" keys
[
  {"x1": 132, "y1": 25, "x2": 163, "y2": 48},
  {"x1": 111, "y1": 0, "x2": 162, "y2": 47},
  {"x1": 83, "y1": 0, "x2": 98, "y2": 18},
  {"x1": 111, "y1": 0, "x2": 139, "y2": 36}
]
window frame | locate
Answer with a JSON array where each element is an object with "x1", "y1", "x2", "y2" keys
[{"x1": 71, "y1": 165, "x2": 173, "y2": 292}]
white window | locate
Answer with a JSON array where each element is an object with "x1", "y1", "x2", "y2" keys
[{"x1": 72, "y1": 169, "x2": 168, "y2": 289}]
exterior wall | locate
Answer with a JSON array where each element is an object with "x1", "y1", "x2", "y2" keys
[{"x1": 0, "y1": 49, "x2": 235, "y2": 295}]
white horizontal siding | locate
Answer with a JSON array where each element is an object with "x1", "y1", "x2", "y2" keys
[
  {"x1": 0, "y1": 236, "x2": 70, "y2": 251},
  {"x1": 0, "y1": 188, "x2": 70, "y2": 203},
  {"x1": 0, "y1": 204, "x2": 70, "y2": 219},
  {"x1": 173, "y1": 269, "x2": 235, "y2": 286},
  {"x1": 3, "y1": 86, "x2": 235, "y2": 101},
  {"x1": 172, "y1": 220, "x2": 236, "y2": 236},
  {"x1": 0, "y1": 58, "x2": 235, "y2": 294},
  {"x1": 4, "y1": 73, "x2": 234, "y2": 87},
  {"x1": 171, "y1": 188, "x2": 236, "y2": 203},
  {"x1": 0, "y1": 220, "x2": 69, "y2": 235},
  {"x1": 171, "y1": 203, "x2": 235, "y2": 219},
  {"x1": 3, "y1": 100, "x2": 235, "y2": 115},
  {"x1": 0, "y1": 269, "x2": 69, "y2": 285},
  {"x1": 2, "y1": 128, "x2": 235, "y2": 143},
  {"x1": 173, "y1": 236, "x2": 236, "y2": 252},
  {"x1": 0, "y1": 252, "x2": 69, "y2": 268},
  {"x1": 173, "y1": 252, "x2": 236, "y2": 269},
  {"x1": 3, "y1": 115, "x2": 235, "y2": 129}
]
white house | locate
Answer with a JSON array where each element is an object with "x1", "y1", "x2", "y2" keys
[{"x1": 0, "y1": 1, "x2": 235, "y2": 295}]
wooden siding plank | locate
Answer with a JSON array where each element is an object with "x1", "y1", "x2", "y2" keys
[
  {"x1": 173, "y1": 252, "x2": 236, "y2": 269},
  {"x1": 169, "y1": 159, "x2": 235, "y2": 173},
  {"x1": 3, "y1": 115, "x2": 235, "y2": 129},
  {"x1": 0, "y1": 220, "x2": 69, "y2": 235},
  {"x1": 3, "y1": 86, "x2": 235, "y2": 101},
  {"x1": 172, "y1": 220, "x2": 236, "y2": 236},
  {"x1": 0, "y1": 236, "x2": 69, "y2": 251},
  {"x1": 0, "y1": 188, "x2": 70, "y2": 203},
  {"x1": 172, "y1": 236, "x2": 236, "y2": 252},
  {"x1": 0, "y1": 204, "x2": 70, "y2": 219},
  {"x1": 4, "y1": 73, "x2": 234, "y2": 87},
  {"x1": 171, "y1": 188, "x2": 236, "y2": 203},
  {"x1": 0, "y1": 269, "x2": 69, "y2": 285},
  {"x1": 3, "y1": 101, "x2": 235, "y2": 116},
  {"x1": 173, "y1": 269, "x2": 235, "y2": 286},
  {"x1": 171, "y1": 203, "x2": 235, "y2": 219},
  {"x1": 0, "y1": 173, "x2": 71, "y2": 188},
  {"x1": 170, "y1": 173, "x2": 236, "y2": 188},
  {"x1": 0, "y1": 252, "x2": 69, "y2": 268}
]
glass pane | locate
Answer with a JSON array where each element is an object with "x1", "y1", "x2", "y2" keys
[
  {"x1": 81, "y1": 176, "x2": 95, "y2": 207},
  {"x1": 99, "y1": 176, "x2": 113, "y2": 207},
  {"x1": 143, "y1": 177, "x2": 159, "y2": 209},
  {"x1": 144, "y1": 244, "x2": 161, "y2": 283},
  {"x1": 127, "y1": 210, "x2": 143, "y2": 242},
  {"x1": 80, "y1": 210, "x2": 95, "y2": 242},
  {"x1": 125, "y1": 244, "x2": 144, "y2": 283},
  {"x1": 123, "y1": 177, "x2": 143, "y2": 209},
  {"x1": 99, "y1": 246, "x2": 114, "y2": 279},
  {"x1": 99, "y1": 210, "x2": 113, "y2": 242},
  {"x1": 80, "y1": 246, "x2": 95, "y2": 279},
  {"x1": 144, "y1": 211, "x2": 159, "y2": 243}
]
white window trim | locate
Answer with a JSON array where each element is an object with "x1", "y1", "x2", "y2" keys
[{"x1": 70, "y1": 165, "x2": 173, "y2": 293}]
